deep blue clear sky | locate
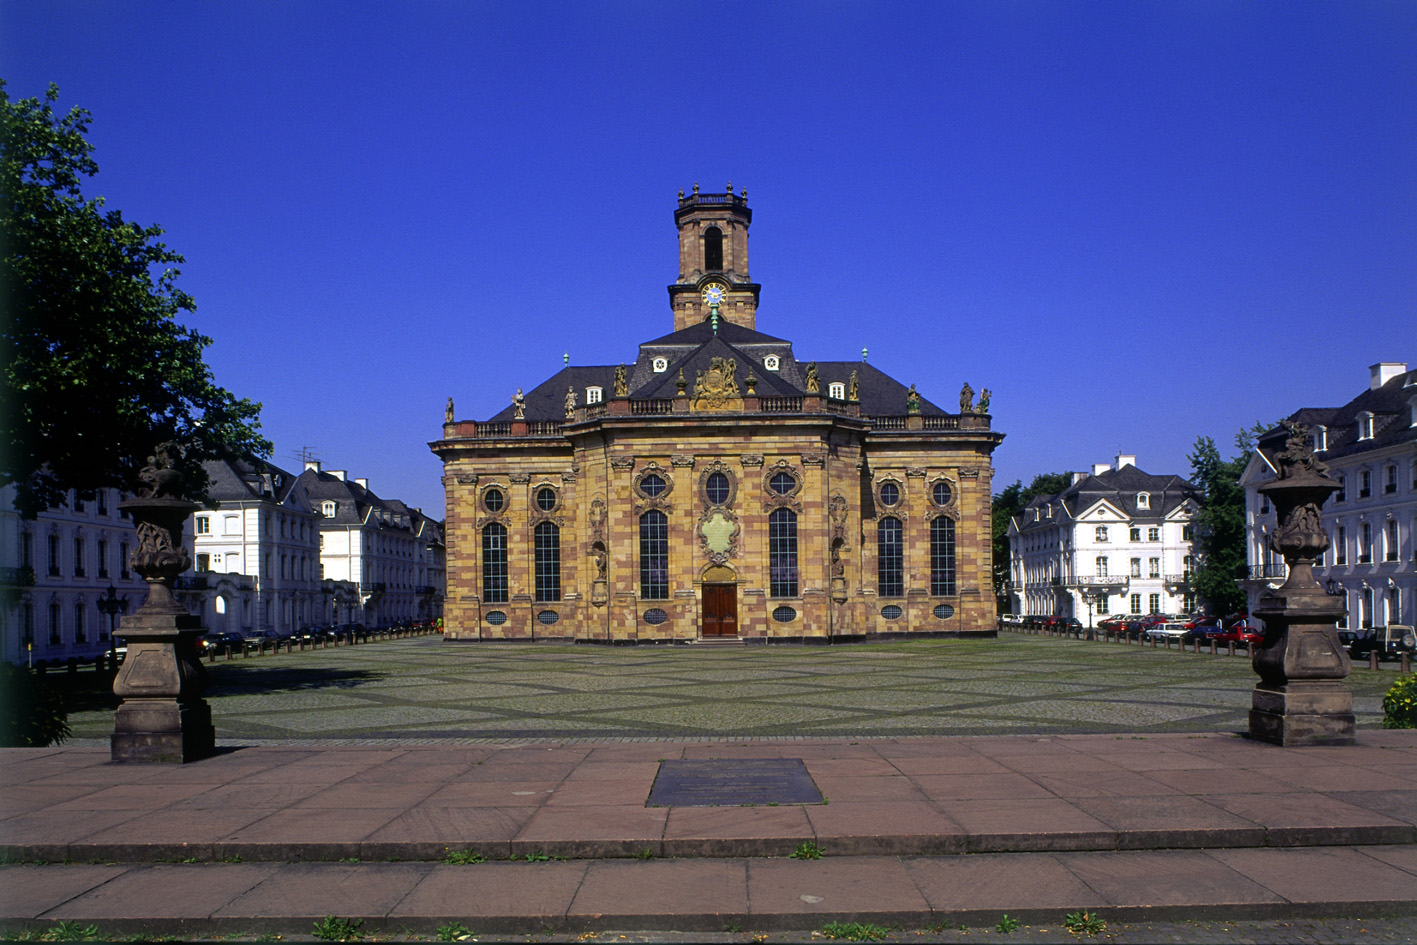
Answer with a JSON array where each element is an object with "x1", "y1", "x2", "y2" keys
[{"x1": 7, "y1": 1, "x2": 1414, "y2": 517}]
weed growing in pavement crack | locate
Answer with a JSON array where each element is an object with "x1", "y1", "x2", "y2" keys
[
  {"x1": 436, "y1": 921, "x2": 474, "y2": 941},
  {"x1": 1064, "y1": 911, "x2": 1106, "y2": 936},
  {"x1": 996, "y1": 914, "x2": 1021, "y2": 933},
  {"x1": 820, "y1": 921, "x2": 890, "y2": 941},
  {"x1": 789, "y1": 841, "x2": 823, "y2": 859},
  {"x1": 442, "y1": 849, "x2": 487, "y2": 865},
  {"x1": 312, "y1": 916, "x2": 363, "y2": 941}
]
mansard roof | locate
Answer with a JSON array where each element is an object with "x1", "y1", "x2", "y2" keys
[
  {"x1": 486, "y1": 317, "x2": 948, "y2": 421},
  {"x1": 1266, "y1": 366, "x2": 1417, "y2": 464},
  {"x1": 202, "y1": 457, "x2": 305, "y2": 507},
  {"x1": 1016, "y1": 464, "x2": 1199, "y2": 532}
]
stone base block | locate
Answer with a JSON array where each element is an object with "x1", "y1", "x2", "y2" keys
[
  {"x1": 111, "y1": 699, "x2": 215, "y2": 763},
  {"x1": 1248, "y1": 682, "x2": 1355, "y2": 747}
]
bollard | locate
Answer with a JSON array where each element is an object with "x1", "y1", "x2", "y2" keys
[
  {"x1": 1402, "y1": 652, "x2": 1410, "y2": 674},
  {"x1": 1228, "y1": 642, "x2": 1235, "y2": 658},
  {"x1": 1370, "y1": 651, "x2": 1379, "y2": 671},
  {"x1": 1210, "y1": 640, "x2": 1217, "y2": 656}
]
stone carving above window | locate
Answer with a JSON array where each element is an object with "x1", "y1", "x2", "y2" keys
[
  {"x1": 671, "y1": 455, "x2": 695, "y2": 467},
  {"x1": 740, "y1": 454, "x2": 764, "y2": 467},
  {"x1": 454, "y1": 473, "x2": 478, "y2": 485},
  {"x1": 611, "y1": 457, "x2": 636, "y2": 471}
]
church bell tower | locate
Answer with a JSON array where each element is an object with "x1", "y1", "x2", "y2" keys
[{"x1": 668, "y1": 183, "x2": 761, "y2": 331}]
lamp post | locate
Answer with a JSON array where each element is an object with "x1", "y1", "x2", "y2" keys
[{"x1": 96, "y1": 584, "x2": 129, "y2": 666}]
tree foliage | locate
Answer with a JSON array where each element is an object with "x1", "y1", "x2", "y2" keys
[
  {"x1": 1187, "y1": 422, "x2": 1271, "y2": 616},
  {"x1": 1, "y1": 82, "x2": 270, "y2": 517},
  {"x1": 992, "y1": 471, "x2": 1072, "y2": 606}
]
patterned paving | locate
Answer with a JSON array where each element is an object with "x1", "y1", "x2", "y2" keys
[{"x1": 64, "y1": 632, "x2": 1398, "y2": 743}]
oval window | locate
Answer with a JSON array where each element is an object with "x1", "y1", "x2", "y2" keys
[
  {"x1": 537, "y1": 610, "x2": 559, "y2": 625},
  {"x1": 772, "y1": 606, "x2": 797, "y2": 623},
  {"x1": 932, "y1": 481, "x2": 952, "y2": 506},
  {"x1": 705, "y1": 471, "x2": 730, "y2": 505},
  {"x1": 639, "y1": 474, "x2": 667, "y2": 498},
  {"x1": 643, "y1": 608, "x2": 668, "y2": 625},
  {"x1": 881, "y1": 605, "x2": 903, "y2": 620},
  {"x1": 769, "y1": 471, "x2": 796, "y2": 495},
  {"x1": 536, "y1": 487, "x2": 557, "y2": 511},
  {"x1": 485, "y1": 611, "x2": 507, "y2": 625},
  {"x1": 879, "y1": 482, "x2": 900, "y2": 507},
  {"x1": 933, "y1": 604, "x2": 955, "y2": 619},
  {"x1": 483, "y1": 488, "x2": 505, "y2": 513}
]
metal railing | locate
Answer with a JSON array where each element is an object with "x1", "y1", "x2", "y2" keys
[{"x1": 1247, "y1": 563, "x2": 1288, "y2": 579}]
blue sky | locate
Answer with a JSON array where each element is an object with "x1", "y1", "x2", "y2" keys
[{"x1": 7, "y1": 1, "x2": 1414, "y2": 517}]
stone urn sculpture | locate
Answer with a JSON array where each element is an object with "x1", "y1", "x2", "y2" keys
[
  {"x1": 111, "y1": 443, "x2": 215, "y2": 762},
  {"x1": 1248, "y1": 421, "x2": 1353, "y2": 746}
]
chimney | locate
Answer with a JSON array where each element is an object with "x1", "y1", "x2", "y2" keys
[
  {"x1": 329, "y1": 470, "x2": 346, "y2": 481},
  {"x1": 355, "y1": 478, "x2": 369, "y2": 490},
  {"x1": 1092, "y1": 463, "x2": 1112, "y2": 476},
  {"x1": 1370, "y1": 362, "x2": 1407, "y2": 390},
  {"x1": 304, "y1": 460, "x2": 321, "y2": 473},
  {"x1": 1115, "y1": 454, "x2": 1136, "y2": 470},
  {"x1": 1072, "y1": 472, "x2": 1087, "y2": 485}
]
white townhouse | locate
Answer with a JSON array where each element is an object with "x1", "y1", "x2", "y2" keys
[
  {"x1": 0, "y1": 485, "x2": 147, "y2": 666},
  {"x1": 297, "y1": 462, "x2": 445, "y2": 628},
  {"x1": 1008, "y1": 455, "x2": 1202, "y2": 624},
  {"x1": 184, "y1": 458, "x2": 322, "y2": 637},
  {"x1": 1241, "y1": 362, "x2": 1417, "y2": 630}
]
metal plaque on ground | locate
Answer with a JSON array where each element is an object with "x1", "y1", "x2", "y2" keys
[{"x1": 646, "y1": 759, "x2": 823, "y2": 807}]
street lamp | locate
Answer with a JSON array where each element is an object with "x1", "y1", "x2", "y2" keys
[
  {"x1": 1325, "y1": 577, "x2": 1342, "y2": 596},
  {"x1": 96, "y1": 584, "x2": 129, "y2": 665}
]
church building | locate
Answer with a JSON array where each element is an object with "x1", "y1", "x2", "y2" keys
[{"x1": 431, "y1": 186, "x2": 1004, "y2": 643}]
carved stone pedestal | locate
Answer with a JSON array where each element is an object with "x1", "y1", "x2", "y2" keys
[
  {"x1": 1246, "y1": 422, "x2": 1354, "y2": 747},
  {"x1": 111, "y1": 612, "x2": 214, "y2": 763}
]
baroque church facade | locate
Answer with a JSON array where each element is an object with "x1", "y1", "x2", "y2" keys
[{"x1": 431, "y1": 187, "x2": 1003, "y2": 643}]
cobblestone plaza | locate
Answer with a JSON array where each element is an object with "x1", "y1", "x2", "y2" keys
[{"x1": 65, "y1": 633, "x2": 1397, "y2": 743}]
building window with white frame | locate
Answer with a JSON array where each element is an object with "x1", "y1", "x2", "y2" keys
[
  {"x1": 195, "y1": 516, "x2": 211, "y2": 534},
  {"x1": 1130, "y1": 526, "x2": 1141, "y2": 542},
  {"x1": 1385, "y1": 464, "x2": 1397, "y2": 494},
  {"x1": 1360, "y1": 522, "x2": 1373, "y2": 563},
  {"x1": 1358, "y1": 412, "x2": 1374, "y2": 440},
  {"x1": 1335, "y1": 527, "x2": 1347, "y2": 565},
  {"x1": 1149, "y1": 592, "x2": 1160, "y2": 613},
  {"x1": 585, "y1": 386, "x2": 603, "y2": 405},
  {"x1": 1095, "y1": 525, "x2": 1109, "y2": 542},
  {"x1": 1386, "y1": 520, "x2": 1399, "y2": 562},
  {"x1": 1130, "y1": 558, "x2": 1141, "y2": 578},
  {"x1": 1336, "y1": 476, "x2": 1347, "y2": 502},
  {"x1": 1137, "y1": 493, "x2": 1149, "y2": 509},
  {"x1": 1096, "y1": 556, "x2": 1108, "y2": 577},
  {"x1": 828, "y1": 381, "x2": 845, "y2": 400},
  {"x1": 1130, "y1": 593, "x2": 1142, "y2": 615},
  {"x1": 1148, "y1": 527, "x2": 1160, "y2": 541},
  {"x1": 1360, "y1": 469, "x2": 1372, "y2": 498},
  {"x1": 1149, "y1": 557, "x2": 1160, "y2": 578}
]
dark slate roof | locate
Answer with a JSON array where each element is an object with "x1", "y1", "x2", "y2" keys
[
  {"x1": 1261, "y1": 366, "x2": 1417, "y2": 464},
  {"x1": 482, "y1": 315, "x2": 953, "y2": 421},
  {"x1": 296, "y1": 468, "x2": 382, "y2": 526},
  {"x1": 203, "y1": 457, "x2": 303, "y2": 506},
  {"x1": 1016, "y1": 464, "x2": 1199, "y2": 532}
]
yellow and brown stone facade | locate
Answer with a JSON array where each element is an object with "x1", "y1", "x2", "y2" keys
[{"x1": 431, "y1": 190, "x2": 1004, "y2": 643}]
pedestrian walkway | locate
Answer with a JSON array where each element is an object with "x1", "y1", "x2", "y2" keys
[{"x1": 3, "y1": 730, "x2": 1416, "y2": 938}]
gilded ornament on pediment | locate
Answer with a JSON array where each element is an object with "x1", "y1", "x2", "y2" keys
[{"x1": 692, "y1": 356, "x2": 741, "y2": 411}]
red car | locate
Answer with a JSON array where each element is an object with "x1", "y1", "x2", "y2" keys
[{"x1": 1216, "y1": 622, "x2": 1264, "y2": 645}]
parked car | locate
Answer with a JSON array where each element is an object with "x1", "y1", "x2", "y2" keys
[
  {"x1": 199, "y1": 630, "x2": 246, "y2": 655},
  {"x1": 1347, "y1": 625, "x2": 1416, "y2": 662},
  {"x1": 1216, "y1": 622, "x2": 1264, "y2": 646},
  {"x1": 1142, "y1": 622, "x2": 1189, "y2": 643},
  {"x1": 1184, "y1": 621, "x2": 1227, "y2": 644}
]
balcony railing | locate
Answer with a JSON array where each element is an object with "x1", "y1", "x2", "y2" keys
[
  {"x1": 1164, "y1": 572, "x2": 1192, "y2": 584},
  {"x1": 1061, "y1": 575, "x2": 1129, "y2": 587},
  {"x1": 0, "y1": 566, "x2": 35, "y2": 587},
  {"x1": 1247, "y1": 564, "x2": 1288, "y2": 580}
]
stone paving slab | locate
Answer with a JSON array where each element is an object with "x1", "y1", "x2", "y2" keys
[
  {"x1": 3, "y1": 731, "x2": 1416, "y2": 862},
  {"x1": 4, "y1": 846, "x2": 1416, "y2": 935}
]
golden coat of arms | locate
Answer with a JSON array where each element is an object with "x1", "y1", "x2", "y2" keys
[{"x1": 693, "y1": 356, "x2": 740, "y2": 411}]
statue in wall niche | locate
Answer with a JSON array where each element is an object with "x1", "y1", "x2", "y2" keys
[
  {"x1": 804, "y1": 362, "x2": 820, "y2": 393},
  {"x1": 564, "y1": 386, "x2": 577, "y2": 419},
  {"x1": 848, "y1": 370, "x2": 859, "y2": 402},
  {"x1": 959, "y1": 382, "x2": 974, "y2": 414},
  {"x1": 512, "y1": 388, "x2": 526, "y2": 419},
  {"x1": 906, "y1": 384, "x2": 921, "y2": 414},
  {"x1": 614, "y1": 364, "x2": 629, "y2": 397},
  {"x1": 977, "y1": 389, "x2": 991, "y2": 414},
  {"x1": 445, "y1": 397, "x2": 454, "y2": 423}
]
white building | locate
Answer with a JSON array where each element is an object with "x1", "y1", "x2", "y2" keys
[
  {"x1": 1008, "y1": 455, "x2": 1201, "y2": 624},
  {"x1": 297, "y1": 462, "x2": 445, "y2": 627},
  {"x1": 0, "y1": 485, "x2": 147, "y2": 666},
  {"x1": 1241, "y1": 362, "x2": 1417, "y2": 630},
  {"x1": 184, "y1": 458, "x2": 322, "y2": 637}
]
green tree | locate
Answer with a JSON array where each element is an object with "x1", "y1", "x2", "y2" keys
[
  {"x1": 1187, "y1": 422, "x2": 1270, "y2": 616},
  {"x1": 1, "y1": 82, "x2": 269, "y2": 517},
  {"x1": 992, "y1": 471, "x2": 1072, "y2": 608}
]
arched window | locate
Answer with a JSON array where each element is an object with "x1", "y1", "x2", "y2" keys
[
  {"x1": 930, "y1": 517, "x2": 956, "y2": 596},
  {"x1": 534, "y1": 521, "x2": 561, "y2": 602},
  {"x1": 640, "y1": 510, "x2": 669, "y2": 599},
  {"x1": 769, "y1": 508, "x2": 798, "y2": 598},
  {"x1": 703, "y1": 226, "x2": 723, "y2": 271},
  {"x1": 482, "y1": 523, "x2": 508, "y2": 604},
  {"x1": 878, "y1": 516, "x2": 904, "y2": 597}
]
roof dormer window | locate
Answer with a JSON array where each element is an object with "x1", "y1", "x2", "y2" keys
[
  {"x1": 1137, "y1": 492, "x2": 1150, "y2": 510},
  {"x1": 764, "y1": 355, "x2": 780, "y2": 372},
  {"x1": 1313, "y1": 424, "x2": 1327, "y2": 452},
  {"x1": 585, "y1": 386, "x2": 603, "y2": 405},
  {"x1": 1358, "y1": 411, "x2": 1374, "y2": 440},
  {"x1": 322, "y1": 501, "x2": 336, "y2": 517},
  {"x1": 651, "y1": 357, "x2": 668, "y2": 373},
  {"x1": 828, "y1": 381, "x2": 845, "y2": 400}
]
